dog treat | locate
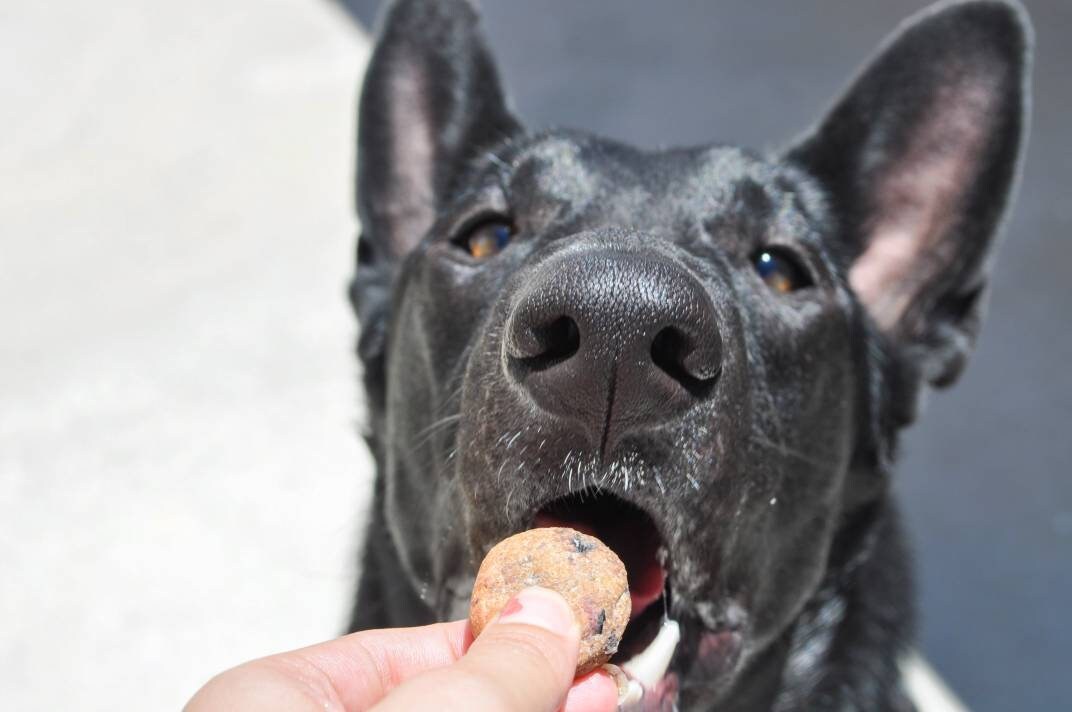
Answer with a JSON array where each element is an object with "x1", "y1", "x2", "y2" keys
[{"x1": 469, "y1": 527, "x2": 630, "y2": 676}]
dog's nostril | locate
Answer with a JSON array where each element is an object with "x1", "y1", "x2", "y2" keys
[
  {"x1": 548, "y1": 316, "x2": 581, "y2": 359},
  {"x1": 516, "y1": 315, "x2": 581, "y2": 372},
  {"x1": 650, "y1": 326, "x2": 720, "y2": 397}
]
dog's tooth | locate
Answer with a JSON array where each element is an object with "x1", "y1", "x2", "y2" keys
[
  {"x1": 621, "y1": 618, "x2": 680, "y2": 690},
  {"x1": 620, "y1": 680, "x2": 644, "y2": 707}
]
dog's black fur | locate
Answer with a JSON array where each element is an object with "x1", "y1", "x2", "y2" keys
[{"x1": 346, "y1": 1, "x2": 1030, "y2": 709}]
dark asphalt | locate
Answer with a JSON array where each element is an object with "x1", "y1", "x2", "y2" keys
[{"x1": 336, "y1": 2, "x2": 1071, "y2": 710}]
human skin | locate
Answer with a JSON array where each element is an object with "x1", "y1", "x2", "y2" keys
[{"x1": 184, "y1": 587, "x2": 620, "y2": 712}]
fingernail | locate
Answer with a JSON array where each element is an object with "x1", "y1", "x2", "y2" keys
[
  {"x1": 602, "y1": 664, "x2": 643, "y2": 708},
  {"x1": 495, "y1": 586, "x2": 577, "y2": 636}
]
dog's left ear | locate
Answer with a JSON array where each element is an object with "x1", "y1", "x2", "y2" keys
[{"x1": 788, "y1": 1, "x2": 1031, "y2": 401}]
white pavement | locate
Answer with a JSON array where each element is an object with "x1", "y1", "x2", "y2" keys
[
  {"x1": 1, "y1": 1, "x2": 372, "y2": 709},
  {"x1": 0, "y1": 1, "x2": 964, "y2": 709}
]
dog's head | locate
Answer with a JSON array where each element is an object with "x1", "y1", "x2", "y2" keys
[{"x1": 350, "y1": 0, "x2": 1028, "y2": 704}]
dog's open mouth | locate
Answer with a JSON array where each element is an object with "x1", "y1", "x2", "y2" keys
[{"x1": 533, "y1": 489, "x2": 682, "y2": 701}]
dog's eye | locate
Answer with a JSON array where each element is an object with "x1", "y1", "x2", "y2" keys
[
  {"x1": 456, "y1": 218, "x2": 515, "y2": 260},
  {"x1": 752, "y1": 248, "x2": 811, "y2": 293}
]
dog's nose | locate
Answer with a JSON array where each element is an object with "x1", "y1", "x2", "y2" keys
[{"x1": 505, "y1": 249, "x2": 722, "y2": 453}]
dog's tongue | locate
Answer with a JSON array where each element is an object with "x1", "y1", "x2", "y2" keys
[{"x1": 534, "y1": 512, "x2": 666, "y2": 620}]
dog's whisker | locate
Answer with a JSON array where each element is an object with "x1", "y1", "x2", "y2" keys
[
  {"x1": 486, "y1": 150, "x2": 511, "y2": 172},
  {"x1": 503, "y1": 479, "x2": 526, "y2": 522},
  {"x1": 749, "y1": 435, "x2": 831, "y2": 470},
  {"x1": 411, "y1": 413, "x2": 463, "y2": 448}
]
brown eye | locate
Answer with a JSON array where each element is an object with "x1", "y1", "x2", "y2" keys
[
  {"x1": 753, "y1": 248, "x2": 812, "y2": 293},
  {"x1": 455, "y1": 218, "x2": 515, "y2": 260}
]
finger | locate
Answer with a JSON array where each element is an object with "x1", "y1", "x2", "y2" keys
[
  {"x1": 371, "y1": 587, "x2": 587, "y2": 712},
  {"x1": 561, "y1": 668, "x2": 620, "y2": 712},
  {"x1": 185, "y1": 620, "x2": 470, "y2": 712}
]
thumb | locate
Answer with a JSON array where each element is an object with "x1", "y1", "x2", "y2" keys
[{"x1": 371, "y1": 587, "x2": 582, "y2": 712}]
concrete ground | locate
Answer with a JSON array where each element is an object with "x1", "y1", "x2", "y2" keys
[
  {"x1": 2, "y1": 0, "x2": 1065, "y2": 710},
  {"x1": 2, "y1": 1, "x2": 371, "y2": 709}
]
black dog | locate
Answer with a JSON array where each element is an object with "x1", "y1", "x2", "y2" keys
[{"x1": 346, "y1": 1, "x2": 1030, "y2": 709}]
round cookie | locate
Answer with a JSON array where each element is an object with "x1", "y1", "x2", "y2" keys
[{"x1": 469, "y1": 527, "x2": 630, "y2": 676}]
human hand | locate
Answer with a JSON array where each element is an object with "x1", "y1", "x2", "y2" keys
[{"x1": 185, "y1": 586, "x2": 624, "y2": 712}]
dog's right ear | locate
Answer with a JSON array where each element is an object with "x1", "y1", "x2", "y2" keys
[
  {"x1": 354, "y1": 0, "x2": 520, "y2": 266},
  {"x1": 787, "y1": 0, "x2": 1030, "y2": 421},
  {"x1": 350, "y1": 0, "x2": 519, "y2": 411}
]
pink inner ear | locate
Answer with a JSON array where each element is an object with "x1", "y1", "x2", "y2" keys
[
  {"x1": 383, "y1": 58, "x2": 436, "y2": 257},
  {"x1": 849, "y1": 74, "x2": 999, "y2": 332}
]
